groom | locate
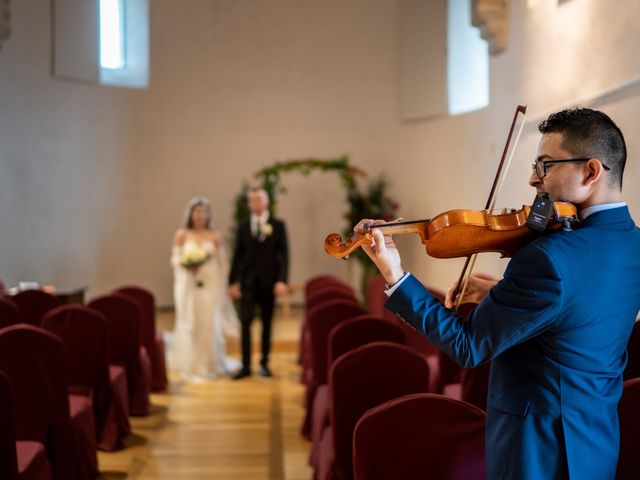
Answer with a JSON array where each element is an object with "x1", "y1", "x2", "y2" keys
[{"x1": 229, "y1": 187, "x2": 289, "y2": 379}]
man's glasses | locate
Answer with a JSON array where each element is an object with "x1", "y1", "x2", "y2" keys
[{"x1": 531, "y1": 158, "x2": 611, "y2": 179}]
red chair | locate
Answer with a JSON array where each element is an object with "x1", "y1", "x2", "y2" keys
[
  {"x1": 309, "y1": 315, "x2": 408, "y2": 468},
  {"x1": 0, "y1": 370, "x2": 52, "y2": 480},
  {"x1": 617, "y1": 377, "x2": 640, "y2": 479},
  {"x1": 115, "y1": 285, "x2": 168, "y2": 392},
  {"x1": 10, "y1": 290, "x2": 59, "y2": 326},
  {"x1": 300, "y1": 276, "x2": 352, "y2": 365},
  {"x1": 302, "y1": 300, "x2": 367, "y2": 438},
  {"x1": 305, "y1": 275, "x2": 351, "y2": 300},
  {"x1": 353, "y1": 393, "x2": 487, "y2": 480},
  {"x1": 42, "y1": 305, "x2": 131, "y2": 451},
  {"x1": 301, "y1": 287, "x2": 359, "y2": 380},
  {"x1": 444, "y1": 361, "x2": 492, "y2": 411},
  {"x1": 623, "y1": 320, "x2": 640, "y2": 380},
  {"x1": 0, "y1": 325, "x2": 98, "y2": 480},
  {"x1": 88, "y1": 293, "x2": 151, "y2": 417},
  {"x1": 0, "y1": 297, "x2": 23, "y2": 328},
  {"x1": 366, "y1": 274, "x2": 388, "y2": 317},
  {"x1": 316, "y1": 342, "x2": 431, "y2": 480}
]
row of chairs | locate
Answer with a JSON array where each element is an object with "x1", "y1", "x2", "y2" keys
[
  {"x1": 0, "y1": 285, "x2": 169, "y2": 479},
  {"x1": 301, "y1": 275, "x2": 488, "y2": 480},
  {"x1": 0, "y1": 287, "x2": 167, "y2": 393}
]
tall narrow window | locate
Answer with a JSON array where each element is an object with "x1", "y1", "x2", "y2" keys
[
  {"x1": 447, "y1": 0, "x2": 489, "y2": 115},
  {"x1": 100, "y1": 0, "x2": 125, "y2": 70},
  {"x1": 99, "y1": 0, "x2": 149, "y2": 88}
]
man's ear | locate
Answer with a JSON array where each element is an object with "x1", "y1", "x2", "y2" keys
[{"x1": 583, "y1": 158, "x2": 604, "y2": 185}]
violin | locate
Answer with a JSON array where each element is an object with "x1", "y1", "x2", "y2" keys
[
  {"x1": 324, "y1": 201, "x2": 578, "y2": 260},
  {"x1": 324, "y1": 105, "x2": 572, "y2": 310}
]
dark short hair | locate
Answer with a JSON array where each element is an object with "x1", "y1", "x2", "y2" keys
[{"x1": 538, "y1": 108, "x2": 626, "y2": 190}]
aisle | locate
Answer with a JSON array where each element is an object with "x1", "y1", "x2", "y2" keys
[{"x1": 97, "y1": 308, "x2": 312, "y2": 480}]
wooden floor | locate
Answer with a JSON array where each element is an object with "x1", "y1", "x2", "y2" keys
[{"x1": 97, "y1": 307, "x2": 312, "y2": 480}]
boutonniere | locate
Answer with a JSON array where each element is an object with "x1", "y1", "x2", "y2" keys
[{"x1": 259, "y1": 222, "x2": 273, "y2": 240}]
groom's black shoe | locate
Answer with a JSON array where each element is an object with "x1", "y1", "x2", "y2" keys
[
  {"x1": 232, "y1": 368, "x2": 251, "y2": 380},
  {"x1": 259, "y1": 364, "x2": 272, "y2": 378}
]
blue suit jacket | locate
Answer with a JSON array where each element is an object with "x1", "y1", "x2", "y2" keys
[{"x1": 385, "y1": 206, "x2": 640, "y2": 479}]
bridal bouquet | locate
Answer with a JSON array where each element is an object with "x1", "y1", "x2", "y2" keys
[{"x1": 180, "y1": 244, "x2": 211, "y2": 288}]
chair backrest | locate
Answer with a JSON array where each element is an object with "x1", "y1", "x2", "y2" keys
[
  {"x1": 623, "y1": 320, "x2": 640, "y2": 380},
  {"x1": 366, "y1": 274, "x2": 388, "y2": 317},
  {"x1": 0, "y1": 370, "x2": 19, "y2": 480},
  {"x1": 10, "y1": 290, "x2": 60, "y2": 326},
  {"x1": 0, "y1": 297, "x2": 23, "y2": 328},
  {"x1": 330, "y1": 342, "x2": 431, "y2": 479},
  {"x1": 41, "y1": 305, "x2": 112, "y2": 434},
  {"x1": 88, "y1": 293, "x2": 142, "y2": 368},
  {"x1": 460, "y1": 362, "x2": 491, "y2": 411},
  {"x1": 617, "y1": 377, "x2": 640, "y2": 480},
  {"x1": 353, "y1": 393, "x2": 486, "y2": 480},
  {"x1": 305, "y1": 275, "x2": 350, "y2": 299},
  {"x1": 306, "y1": 285, "x2": 357, "y2": 313},
  {"x1": 307, "y1": 300, "x2": 368, "y2": 387},
  {"x1": 0, "y1": 325, "x2": 76, "y2": 480},
  {"x1": 114, "y1": 285, "x2": 156, "y2": 358},
  {"x1": 328, "y1": 314, "x2": 407, "y2": 368}
]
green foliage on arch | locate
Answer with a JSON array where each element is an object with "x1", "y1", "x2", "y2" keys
[
  {"x1": 233, "y1": 155, "x2": 398, "y2": 234},
  {"x1": 232, "y1": 155, "x2": 399, "y2": 295}
]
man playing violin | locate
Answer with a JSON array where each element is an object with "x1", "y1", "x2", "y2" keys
[{"x1": 356, "y1": 108, "x2": 640, "y2": 479}]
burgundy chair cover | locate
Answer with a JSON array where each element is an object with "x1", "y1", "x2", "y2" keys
[
  {"x1": 10, "y1": 290, "x2": 60, "y2": 326},
  {"x1": 460, "y1": 361, "x2": 491, "y2": 411},
  {"x1": 328, "y1": 315, "x2": 407, "y2": 366},
  {"x1": 301, "y1": 287, "x2": 359, "y2": 382},
  {"x1": 353, "y1": 393, "x2": 487, "y2": 480},
  {"x1": 305, "y1": 275, "x2": 351, "y2": 300},
  {"x1": 617, "y1": 377, "x2": 640, "y2": 479},
  {"x1": 366, "y1": 274, "x2": 388, "y2": 317},
  {"x1": 302, "y1": 300, "x2": 368, "y2": 438},
  {"x1": 310, "y1": 315, "x2": 408, "y2": 468},
  {"x1": 42, "y1": 305, "x2": 131, "y2": 451},
  {"x1": 0, "y1": 325, "x2": 98, "y2": 480},
  {"x1": 444, "y1": 361, "x2": 492, "y2": 411},
  {"x1": 1, "y1": 370, "x2": 52, "y2": 480},
  {"x1": 115, "y1": 285, "x2": 168, "y2": 392},
  {"x1": 316, "y1": 342, "x2": 431, "y2": 480},
  {"x1": 623, "y1": 320, "x2": 640, "y2": 380},
  {"x1": 88, "y1": 293, "x2": 151, "y2": 417},
  {"x1": 0, "y1": 296, "x2": 23, "y2": 328}
]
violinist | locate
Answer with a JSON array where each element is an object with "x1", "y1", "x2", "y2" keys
[{"x1": 355, "y1": 108, "x2": 640, "y2": 479}]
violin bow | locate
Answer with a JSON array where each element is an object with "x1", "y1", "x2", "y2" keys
[{"x1": 451, "y1": 105, "x2": 528, "y2": 310}]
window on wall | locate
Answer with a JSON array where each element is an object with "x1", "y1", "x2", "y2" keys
[
  {"x1": 99, "y1": 0, "x2": 149, "y2": 88},
  {"x1": 447, "y1": 0, "x2": 489, "y2": 115},
  {"x1": 100, "y1": 0, "x2": 125, "y2": 70},
  {"x1": 52, "y1": 0, "x2": 148, "y2": 87}
]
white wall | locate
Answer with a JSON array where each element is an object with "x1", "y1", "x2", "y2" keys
[{"x1": 1, "y1": 0, "x2": 640, "y2": 305}]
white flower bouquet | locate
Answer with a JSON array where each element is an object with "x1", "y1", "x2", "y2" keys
[{"x1": 180, "y1": 244, "x2": 211, "y2": 287}]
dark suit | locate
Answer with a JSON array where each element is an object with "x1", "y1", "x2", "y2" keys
[
  {"x1": 229, "y1": 215, "x2": 288, "y2": 370},
  {"x1": 386, "y1": 207, "x2": 640, "y2": 479}
]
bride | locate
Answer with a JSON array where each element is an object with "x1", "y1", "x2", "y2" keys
[{"x1": 169, "y1": 198, "x2": 240, "y2": 380}]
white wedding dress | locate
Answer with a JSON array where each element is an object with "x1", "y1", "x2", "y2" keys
[{"x1": 169, "y1": 240, "x2": 241, "y2": 380}]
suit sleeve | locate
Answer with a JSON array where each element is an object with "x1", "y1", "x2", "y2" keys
[
  {"x1": 385, "y1": 242, "x2": 564, "y2": 367},
  {"x1": 229, "y1": 224, "x2": 246, "y2": 285},
  {"x1": 275, "y1": 220, "x2": 289, "y2": 283}
]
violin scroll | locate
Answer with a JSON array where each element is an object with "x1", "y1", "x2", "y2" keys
[{"x1": 324, "y1": 231, "x2": 373, "y2": 259}]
